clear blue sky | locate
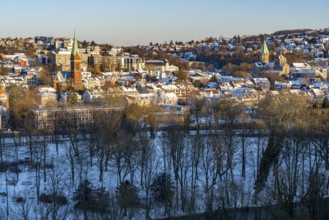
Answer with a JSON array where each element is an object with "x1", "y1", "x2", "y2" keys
[{"x1": 1, "y1": 0, "x2": 328, "y2": 46}]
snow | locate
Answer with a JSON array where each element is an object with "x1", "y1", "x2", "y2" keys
[{"x1": 0, "y1": 131, "x2": 328, "y2": 219}]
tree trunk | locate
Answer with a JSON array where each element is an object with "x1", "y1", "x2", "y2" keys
[{"x1": 43, "y1": 144, "x2": 47, "y2": 182}]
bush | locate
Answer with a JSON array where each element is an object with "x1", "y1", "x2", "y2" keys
[
  {"x1": 16, "y1": 197, "x2": 25, "y2": 203},
  {"x1": 39, "y1": 193, "x2": 52, "y2": 203},
  {"x1": 39, "y1": 193, "x2": 68, "y2": 205},
  {"x1": 55, "y1": 195, "x2": 68, "y2": 205}
]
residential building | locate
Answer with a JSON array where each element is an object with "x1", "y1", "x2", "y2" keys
[{"x1": 32, "y1": 105, "x2": 122, "y2": 130}]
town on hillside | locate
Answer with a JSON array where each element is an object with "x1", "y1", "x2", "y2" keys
[
  {"x1": 0, "y1": 29, "x2": 329, "y2": 130},
  {"x1": 1, "y1": 28, "x2": 329, "y2": 220}
]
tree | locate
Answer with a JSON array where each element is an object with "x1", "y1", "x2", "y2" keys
[
  {"x1": 151, "y1": 172, "x2": 174, "y2": 217},
  {"x1": 193, "y1": 80, "x2": 202, "y2": 88},
  {"x1": 42, "y1": 165, "x2": 69, "y2": 220},
  {"x1": 209, "y1": 75, "x2": 218, "y2": 83},
  {"x1": 254, "y1": 94, "x2": 307, "y2": 199},
  {"x1": 67, "y1": 91, "x2": 78, "y2": 106},
  {"x1": 162, "y1": 125, "x2": 189, "y2": 211},
  {"x1": 8, "y1": 86, "x2": 36, "y2": 129},
  {"x1": 82, "y1": 40, "x2": 88, "y2": 48},
  {"x1": 38, "y1": 67, "x2": 53, "y2": 86},
  {"x1": 176, "y1": 69, "x2": 188, "y2": 81},
  {"x1": 216, "y1": 97, "x2": 242, "y2": 179},
  {"x1": 93, "y1": 187, "x2": 110, "y2": 216},
  {"x1": 99, "y1": 63, "x2": 107, "y2": 72},
  {"x1": 0, "y1": 66, "x2": 8, "y2": 76},
  {"x1": 136, "y1": 129, "x2": 157, "y2": 219},
  {"x1": 322, "y1": 98, "x2": 329, "y2": 108},
  {"x1": 266, "y1": 72, "x2": 283, "y2": 90},
  {"x1": 190, "y1": 97, "x2": 206, "y2": 129},
  {"x1": 73, "y1": 179, "x2": 94, "y2": 219},
  {"x1": 51, "y1": 63, "x2": 59, "y2": 72},
  {"x1": 117, "y1": 180, "x2": 140, "y2": 219}
]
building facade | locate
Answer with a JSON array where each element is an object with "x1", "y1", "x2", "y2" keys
[{"x1": 32, "y1": 105, "x2": 123, "y2": 130}]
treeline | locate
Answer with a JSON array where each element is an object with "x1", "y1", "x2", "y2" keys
[{"x1": 273, "y1": 29, "x2": 313, "y2": 35}]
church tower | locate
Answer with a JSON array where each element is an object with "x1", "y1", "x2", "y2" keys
[
  {"x1": 260, "y1": 38, "x2": 269, "y2": 63},
  {"x1": 71, "y1": 33, "x2": 82, "y2": 89}
]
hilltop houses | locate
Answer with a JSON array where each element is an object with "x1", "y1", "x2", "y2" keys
[{"x1": 0, "y1": 29, "x2": 328, "y2": 130}]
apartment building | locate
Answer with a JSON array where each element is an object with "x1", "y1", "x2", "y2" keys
[{"x1": 32, "y1": 105, "x2": 123, "y2": 131}]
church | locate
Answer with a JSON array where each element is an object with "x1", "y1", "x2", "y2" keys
[
  {"x1": 252, "y1": 38, "x2": 290, "y2": 77},
  {"x1": 53, "y1": 33, "x2": 83, "y2": 91}
]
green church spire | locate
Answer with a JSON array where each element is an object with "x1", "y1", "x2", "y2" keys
[
  {"x1": 260, "y1": 37, "x2": 270, "y2": 63},
  {"x1": 260, "y1": 39, "x2": 269, "y2": 55},
  {"x1": 72, "y1": 31, "x2": 79, "y2": 56}
]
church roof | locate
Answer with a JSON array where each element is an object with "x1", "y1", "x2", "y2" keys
[
  {"x1": 72, "y1": 33, "x2": 79, "y2": 56},
  {"x1": 260, "y1": 39, "x2": 269, "y2": 55},
  {"x1": 54, "y1": 71, "x2": 65, "y2": 82}
]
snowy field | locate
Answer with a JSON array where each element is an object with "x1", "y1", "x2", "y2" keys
[{"x1": 0, "y1": 131, "x2": 328, "y2": 219}]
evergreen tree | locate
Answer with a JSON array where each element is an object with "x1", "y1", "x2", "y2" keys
[
  {"x1": 151, "y1": 173, "x2": 174, "y2": 216},
  {"x1": 67, "y1": 91, "x2": 78, "y2": 106},
  {"x1": 117, "y1": 180, "x2": 140, "y2": 217},
  {"x1": 323, "y1": 98, "x2": 329, "y2": 108},
  {"x1": 74, "y1": 180, "x2": 111, "y2": 217},
  {"x1": 51, "y1": 63, "x2": 59, "y2": 72},
  {"x1": 117, "y1": 181, "x2": 140, "y2": 208},
  {"x1": 94, "y1": 187, "x2": 110, "y2": 214},
  {"x1": 73, "y1": 179, "x2": 94, "y2": 218}
]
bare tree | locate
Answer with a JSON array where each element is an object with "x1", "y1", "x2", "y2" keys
[
  {"x1": 254, "y1": 94, "x2": 307, "y2": 199},
  {"x1": 162, "y1": 124, "x2": 189, "y2": 212}
]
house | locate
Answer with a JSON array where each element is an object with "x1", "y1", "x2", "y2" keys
[
  {"x1": 275, "y1": 81, "x2": 292, "y2": 90},
  {"x1": 26, "y1": 72, "x2": 40, "y2": 87},
  {"x1": 36, "y1": 91, "x2": 57, "y2": 107},
  {"x1": 189, "y1": 72, "x2": 210, "y2": 85},
  {"x1": 144, "y1": 60, "x2": 168, "y2": 73},
  {"x1": 206, "y1": 82, "x2": 218, "y2": 89},
  {"x1": 81, "y1": 71, "x2": 92, "y2": 79},
  {"x1": 157, "y1": 92, "x2": 178, "y2": 105},
  {"x1": 252, "y1": 78, "x2": 271, "y2": 90},
  {"x1": 309, "y1": 88, "x2": 325, "y2": 108},
  {"x1": 38, "y1": 87, "x2": 56, "y2": 93},
  {"x1": 290, "y1": 77, "x2": 308, "y2": 89},
  {"x1": 18, "y1": 58, "x2": 28, "y2": 67},
  {"x1": 124, "y1": 93, "x2": 157, "y2": 106},
  {"x1": 83, "y1": 77, "x2": 101, "y2": 90},
  {"x1": 82, "y1": 89, "x2": 104, "y2": 102},
  {"x1": 274, "y1": 55, "x2": 290, "y2": 76},
  {"x1": 290, "y1": 63, "x2": 311, "y2": 72},
  {"x1": 218, "y1": 82, "x2": 235, "y2": 92},
  {"x1": 312, "y1": 81, "x2": 328, "y2": 90},
  {"x1": 199, "y1": 89, "x2": 220, "y2": 99}
]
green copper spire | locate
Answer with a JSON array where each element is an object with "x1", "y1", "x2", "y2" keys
[
  {"x1": 260, "y1": 39, "x2": 269, "y2": 55},
  {"x1": 72, "y1": 31, "x2": 79, "y2": 56}
]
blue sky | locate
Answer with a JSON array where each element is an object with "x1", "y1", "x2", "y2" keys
[{"x1": 0, "y1": 0, "x2": 328, "y2": 46}]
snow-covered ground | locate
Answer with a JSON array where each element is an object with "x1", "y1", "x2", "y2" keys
[{"x1": 0, "y1": 131, "x2": 328, "y2": 219}]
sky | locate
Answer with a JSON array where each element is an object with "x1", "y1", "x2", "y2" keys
[{"x1": 0, "y1": 0, "x2": 328, "y2": 46}]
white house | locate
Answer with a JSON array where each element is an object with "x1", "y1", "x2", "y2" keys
[{"x1": 82, "y1": 89, "x2": 104, "y2": 102}]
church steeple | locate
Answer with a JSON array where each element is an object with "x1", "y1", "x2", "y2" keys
[
  {"x1": 72, "y1": 31, "x2": 79, "y2": 57},
  {"x1": 70, "y1": 32, "x2": 82, "y2": 89},
  {"x1": 260, "y1": 37, "x2": 269, "y2": 63}
]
